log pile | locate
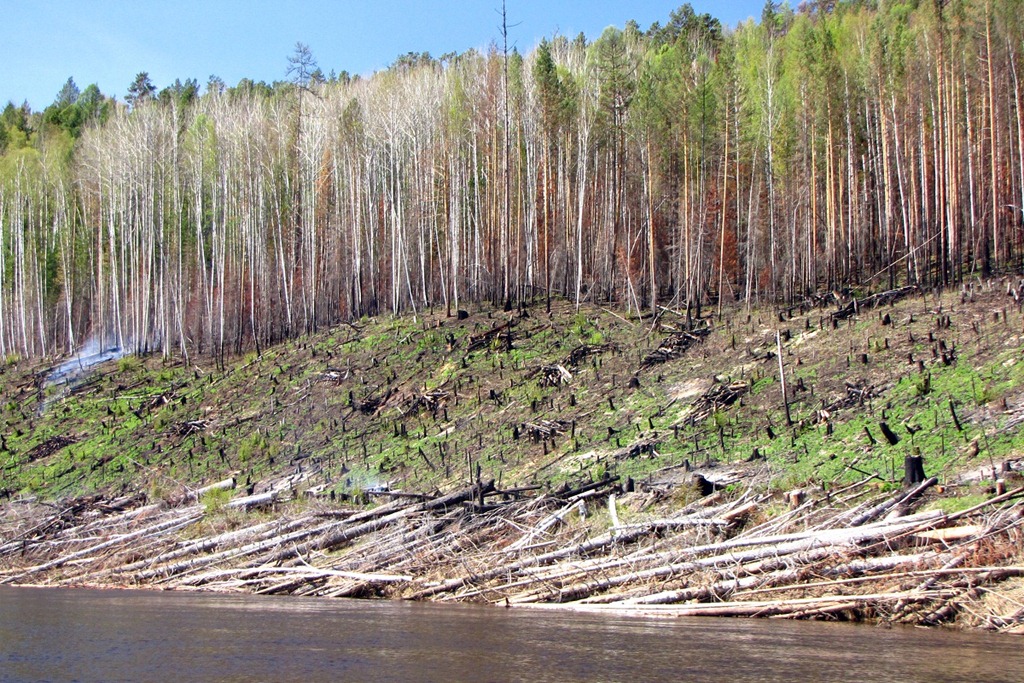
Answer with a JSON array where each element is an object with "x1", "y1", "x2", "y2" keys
[
  {"x1": 685, "y1": 380, "x2": 749, "y2": 424},
  {"x1": 315, "y1": 367, "x2": 348, "y2": 384},
  {"x1": 23, "y1": 435, "x2": 78, "y2": 462},
  {"x1": 528, "y1": 343, "x2": 617, "y2": 387},
  {"x1": 353, "y1": 388, "x2": 395, "y2": 415},
  {"x1": 2, "y1": 476, "x2": 1022, "y2": 630},
  {"x1": 639, "y1": 327, "x2": 711, "y2": 369},
  {"x1": 467, "y1": 320, "x2": 516, "y2": 352},
  {"x1": 520, "y1": 420, "x2": 569, "y2": 442},
  {"x1": 815, "y1": 381, "x2": 882, "y2": 423},
  {"x1": 610, "y1": 436, "x2": 660, "y2": 460},
  {"x1": 400, "y1": 389, "x2": 451, "y2": 416},
  {"x1": 173, "y1": 420, "x2": 208, "y2": 437},
  {"x1": 531, "y1": 364, "x2": 573, "y2": 388},
  {"x1": 831, "y1": 286, "x2": 919, "y2": 321},
  {"x1": 562, "y1": 343, "x2": 617, "y2": 367}
]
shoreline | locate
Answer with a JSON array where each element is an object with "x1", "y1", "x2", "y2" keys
[{"x1": 3, "y1": 477, "x2": 1022, "y2": 634}]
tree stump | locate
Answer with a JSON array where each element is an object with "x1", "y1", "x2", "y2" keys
[
  {"x1": 879, "y1": 422, "x2": 901, "y2": 445},
  {"x1": 691, "y1": 473, "x2": 716, "y2": 496},
  {"x1": 903, "y1": 455, "x2": 926, "y2": 486}
]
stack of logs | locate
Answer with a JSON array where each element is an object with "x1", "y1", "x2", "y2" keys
[
  {"x1": 640, "y1": 328, "x2": 711, "y2": 369},
  {"x1": 831, "y1": 286, "x2": 919, "y2": 322},
  {"x1": 685, "y1": 380, "x2": 750, "y2": 424}
]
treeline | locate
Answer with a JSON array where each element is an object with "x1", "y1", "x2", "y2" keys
[{"x1": 2, "y1": 0, "x2": 1023, "y2": 360}]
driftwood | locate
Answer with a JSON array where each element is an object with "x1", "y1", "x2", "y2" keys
[{"x1": 525, "y1": 590, "x2": 955, "y2": 618}]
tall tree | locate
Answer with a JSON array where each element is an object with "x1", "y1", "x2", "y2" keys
[
  {"x1": 125, "y1": 72, "x2": 156, "y2": 109},
  {"x1": 56, "y1": 77, "x2": 80, "y2": 106}
]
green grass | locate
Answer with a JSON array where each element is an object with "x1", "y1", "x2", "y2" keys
[{"x1": 1, "y1": 291, "x2": 1022, "y2": 503}]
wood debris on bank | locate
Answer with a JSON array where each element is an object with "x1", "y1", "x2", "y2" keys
[{"x1": 2, "y1": 475, "x2": 1023, "y2": 632}]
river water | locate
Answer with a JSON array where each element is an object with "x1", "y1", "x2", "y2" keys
[{"x1": 0, "y1": 586, "x2": 1020, "y2": 682}]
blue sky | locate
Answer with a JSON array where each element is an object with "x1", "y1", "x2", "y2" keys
[{"x1": 2, "y1": 1, "x2": 763, "y2": 111}]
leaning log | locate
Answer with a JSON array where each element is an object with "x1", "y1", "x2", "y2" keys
[
  {"x1": 1, "y1": 508, "x2": 205, "y2": 583},
  {"x1": 185, "y1": 477, "x2": 236, "y2": 502},
  {"x1": 225, "y1": 491, "x2": 277, "y2": 510}
]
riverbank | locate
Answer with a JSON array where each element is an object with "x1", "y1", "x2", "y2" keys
[
  {"x1": 2, "y1": 471, "x2": 1023, "y2": 632},
  {"x1": 2, "y1": 283, "x2": 1024, "y2": 631}
]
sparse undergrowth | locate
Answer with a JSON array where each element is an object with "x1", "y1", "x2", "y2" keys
[
  {"x1": 2, "y1": 283, "x2": 1024, "y2": 632},
  {"x1": 0, "y1": 283, "x2": 1022, "y2": 510}
]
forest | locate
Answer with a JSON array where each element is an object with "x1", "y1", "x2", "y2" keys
[{"x1": 1, "y1": 0, "x2": 1023, "y2": 361}]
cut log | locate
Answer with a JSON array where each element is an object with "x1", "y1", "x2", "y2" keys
[
  {"x1": 913, "y1": 526, "x2": 985, "y2": 542},
  {"x1": 226, "y1": 491, "x2": 278, "y2": 510},
  {"x1": 186, "y1": 477, "x2": 236, "y2": 501}
]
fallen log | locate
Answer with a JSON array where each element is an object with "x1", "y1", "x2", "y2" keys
[
  {"x1": 848, "y1": 477, "x2": 937, "y2": 526},
  {"x1": 640, "y1": 328, "x2": 711, "y2": 369},
  {"x1": 185, "y1": 477, "x2": 236, "y2": 502},
  {"x1": 225, "y1": 491, "x2": 277, "y2": 510},
  {"x1": 613, "y1": 551, "x2": 946, "y2": 606},
  {"x1": 111, "y1": 516, "x2": 314, "y2": 576},
  {"x1": 831, "y1": 286, "x2": 919, "y2": 321},
  {"x1": 515, "y1": 590, "x2": 954, "y2": 618},
  {"x1": 503, "y1": 512, "x2": 946, "y2": 604},
  {"x1": 181, "y1": 565, "x2": 413, "y2": 586},
  {"x1": 132, "y1": 516, "x2": 356, "y2": 582},
  {"x1": 1, "y1": 508, "x2": 204, "y2": 583},
  {"x1": 507, "y1": 500, "x2": 585, "y2": 551},
  {"x1": 408, "y1": 526, "x2": 657, "y2": 600},
  {"x1": 468, "y1": 320, "x2": 516, "y2": 352}
]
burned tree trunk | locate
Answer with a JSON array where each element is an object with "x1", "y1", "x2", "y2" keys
[{"x1": 904, "y1": 455, "x2": 927, "y2": 486}]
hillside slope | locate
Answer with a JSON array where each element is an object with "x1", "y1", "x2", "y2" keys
[
  {"x1": 2, "y1": 283, "x2": 1023, "y2": 503},
  {"x1": 2, "y1": 283, "x2": 1024, "y2": 629}
]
